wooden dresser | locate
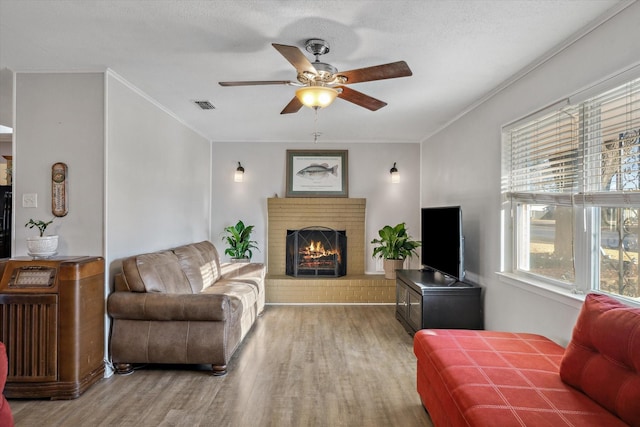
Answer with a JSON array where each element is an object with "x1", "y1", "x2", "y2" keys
[{"x1": 0, "y1": 256, "x2": 104, "y2": 399}]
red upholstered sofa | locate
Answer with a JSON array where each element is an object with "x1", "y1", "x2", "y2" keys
[
  {"x1": 414, "y1": 293, "x2": 640, "y2": 427},
  {"x1": 0, "y1": 342, "x2": 14, "y2": 427}
]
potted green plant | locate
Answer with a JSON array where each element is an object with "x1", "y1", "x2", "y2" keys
[
  {"x1": 371, "y1": 222, "x2": 421, "y2": 279},
  {"x1": 222, "y1": 220, "x2": 259, "y2": 262},
  {"x1": 25, "y1": 218, "x2": 58, "y2": 257}
]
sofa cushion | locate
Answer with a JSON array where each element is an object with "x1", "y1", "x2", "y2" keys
[
  {"x1": 203, "y1": 281, "x2": 259, "y2": 338},
  {"x1": 414, "y1": 329, "x2": 627, "y2": 427},
  {"x1": 0, "y1": 342, "x2": 14, "y2": 427},
  {"x1": 192, "y1": 241, "x2": 222, "y2": 283},
  {"x1": 124, "y1": 250, "x2": 193, "y2": 294},
  {"x1": 560, "y1": 293, "x2": 640, "y2": 426},
  {"x1": 173, "y1": 242, "x2": 220, "y2": 293}
]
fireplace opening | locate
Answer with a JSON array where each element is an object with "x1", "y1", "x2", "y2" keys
[{"x1": 286, "y1": 227, "x2": 347, "y2": 277}]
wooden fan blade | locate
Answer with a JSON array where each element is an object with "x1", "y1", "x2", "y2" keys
[
  {"x1": 280, "y1": 97, "x2": 303, "y2": 114},
  {"x1": 272, "y1": 43, "x2": 317, "y2": 75},
  {"x1": 219, "y1": 80, "x2": 295, "y2": 87},
  {"x1": 338, "y1": 61, "x2": 412, "y2": 84},
  {"x1": 337, "y1": 86, "x2": 387, "y2": 111}
]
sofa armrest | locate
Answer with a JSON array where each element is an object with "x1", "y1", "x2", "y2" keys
[
  {"x1": 220, "y1": 262, "x2": 265, "y2": 280},
  {"x1": 107, "y1": 292, "x2": 230, "y2": 321}
]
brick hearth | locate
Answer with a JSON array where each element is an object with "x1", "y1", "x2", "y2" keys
[{"x1": 266, "y1": 197, "x2": 394, "y2": 304}]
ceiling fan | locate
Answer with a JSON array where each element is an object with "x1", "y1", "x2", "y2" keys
[{"x1": 218, "y1": 39, "x2": 412, "y2": 114}]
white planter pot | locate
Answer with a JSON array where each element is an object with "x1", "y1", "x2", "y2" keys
[{"x1": 27, "y1": 235, "x2": 59, "y2": 258}]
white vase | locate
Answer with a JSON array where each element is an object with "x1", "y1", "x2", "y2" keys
[{"x1": 27, "y1": 235, "x2": 58, "y2": 258}]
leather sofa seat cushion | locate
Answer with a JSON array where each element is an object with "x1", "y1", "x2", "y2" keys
[
  {"x1": 203, "y1": 282, "x2": 257, "y2": 313},
  {"x1": 560, "y1": 293, "x2": 640, "y2": 426},
  {"x1": 124, "y1": 250, "x2": 192, "y2": 294},
  {"x1": 203, "y1": 281, "x2": 259, "y2": 338}
]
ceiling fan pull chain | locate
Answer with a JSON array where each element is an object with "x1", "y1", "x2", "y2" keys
[{"x1": 313, "y1": 108, "x2": 320, "y2": 144}]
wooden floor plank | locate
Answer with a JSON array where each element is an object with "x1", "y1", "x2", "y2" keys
[{"x1": 8, "y1": 305, "x2": 433, "y2": 427}]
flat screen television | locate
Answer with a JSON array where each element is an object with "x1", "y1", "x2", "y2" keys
[{"x1": 421, "y1": 206, "x2": 465, "y2": 281}]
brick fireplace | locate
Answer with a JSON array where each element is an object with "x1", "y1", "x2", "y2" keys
[{"x1": 266, "y1": 197, "x2": 394, "y2": 303}]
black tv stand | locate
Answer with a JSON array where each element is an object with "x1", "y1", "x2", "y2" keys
[
  {"x1": 420, "y1": 268, "x2": 458, "y2": 285},
  {"x1": 395, "y1": 269, "x2": 483, "y2": 335}
]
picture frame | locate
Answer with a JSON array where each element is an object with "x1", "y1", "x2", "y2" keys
[{"x1": 286, "y1": 149, "x2": 348, "y2": 197}]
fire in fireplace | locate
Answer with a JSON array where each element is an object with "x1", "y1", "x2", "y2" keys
[{"x1": 286, "y1": 227, "x2": 347, "y2": 277}]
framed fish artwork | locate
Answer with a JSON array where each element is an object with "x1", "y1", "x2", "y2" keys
[{"x1": 286, "y1": 150, "x2": 348, "y2": 197}]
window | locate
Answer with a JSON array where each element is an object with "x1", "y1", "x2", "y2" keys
[{"x1": 503, "y1": 76, "x2": 640, "y2": 303}]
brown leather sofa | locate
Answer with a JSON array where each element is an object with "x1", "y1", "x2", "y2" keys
[{"x1": 107, "y1": 240, "x2": 265, "y2": 376}]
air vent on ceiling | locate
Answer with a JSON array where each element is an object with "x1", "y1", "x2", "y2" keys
[{"x1": 194, "y1": 100, "x2": 215, "y2": 110}]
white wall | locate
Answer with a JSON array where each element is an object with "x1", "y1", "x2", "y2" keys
[
  {"x1": 12, "y1": 70, "x2": 211, "y2": 274},
  {"x1": 211, "y1": 141, "x2": 421, "y2": 273},
  {"x1": 105, "y1": 71, "x2": 211, "y2": 278},
  {"x1": 11, "y1": 71, "x2": 211, "y2": 377},
  {"x1": 14, "y1": 72, "x2": 104, "y2": 256},
  {"x1": 0, "y1": 68, "x2": 12, "y2": 129},
  {"x1": 421, "y1": 3, "x2": 640, "y2": 345}
]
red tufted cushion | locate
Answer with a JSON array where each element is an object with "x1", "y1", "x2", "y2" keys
[
  {"x1": 415, "y1": 329, "x2": 626, "y2": 426},
  {"x1": 560, "y1": 293, "x2": 640, "y2": 426},
  {"x1": 0, "y1": 342, "x2": 15, "y2": 427}
]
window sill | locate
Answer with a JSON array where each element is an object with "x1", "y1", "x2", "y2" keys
[{"x1": 496, "y1": 272, "x2": 585, "y2": 310}]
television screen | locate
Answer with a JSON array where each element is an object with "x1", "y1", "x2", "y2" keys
[{"x1": 421, "y1": 206, "x2": 464, "y2": 280}]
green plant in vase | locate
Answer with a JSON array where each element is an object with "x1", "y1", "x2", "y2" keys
[
  {"x1": 25, "y1": 218, "x2": 58, "y2": 257},
  {"x1": 222, "y1": 220, "x2": 259, "y2": 261},
  {"x1": 371, "y1": 222, "x2": 421, "y2": 279}
]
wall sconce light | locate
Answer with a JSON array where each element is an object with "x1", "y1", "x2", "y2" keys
[
  {"x1": 234, "y1": 162, "x2": 245, "y2": 182},
  {"x1": 390, "y1": 162, "x2": 400, "y2": 183}
]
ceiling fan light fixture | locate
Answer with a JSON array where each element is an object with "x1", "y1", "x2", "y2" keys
[{"x1": 296, "y1": 86, "x2": 338, "y2": 109}]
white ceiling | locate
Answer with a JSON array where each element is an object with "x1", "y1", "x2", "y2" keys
[{"x1": 0, "y1": 0, "x2": 627, "y2": 143}]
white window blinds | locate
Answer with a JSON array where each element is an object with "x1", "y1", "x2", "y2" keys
[
  {"x1": 506, "y1": 107, "x2": 578, "y2": 201},
  {"x1": 506, "y1": 76, "x2": 640, "y2": 203},
  {"x1": 581, "y1": 78, "x2": 640, "y2": 195}
]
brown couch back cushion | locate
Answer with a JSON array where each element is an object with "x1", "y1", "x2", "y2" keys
[
  {"x1": 192, "y1": 241, "x2": 222, "y2": 283},
  {"x1": 173, "y1": 241, "x2": 221, "y2": 293},
  {"x1": 560, "y1": 293, "x2": 640, "y2": 426},
  {"x1": 122, "y1": 250, "x2": 193, "y2": 294}
]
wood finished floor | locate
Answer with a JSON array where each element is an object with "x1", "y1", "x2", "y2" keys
[{"x1": 8, "y1": 305, "x2": 433, "y2": 427}]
